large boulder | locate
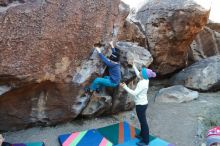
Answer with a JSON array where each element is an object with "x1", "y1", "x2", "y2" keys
[
  {"x1": 155, "y1": 85, "x2": 199, "y2": 103},
  {"x1": 0, "y1": 0, "x2": 130, "y2": 131},
  {"x1": 123, "y1": 0, "x2": 210, "y2": 75},
  {"x1": 170, "y1": 55, "x2": 220, "y2": 91},
  {"x1": 0, "y1": 0, "x2": 127, "y2": 83}
]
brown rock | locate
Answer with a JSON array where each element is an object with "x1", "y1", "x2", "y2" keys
[
  {"x1": 0, "y1": 0, "x2": 129, "y2": 131},
  {"x1": 0, "y1": 81, "x2": 90, "y2": 131},
  {"x1": 0, "y1": 0, "x2": 124, "y2": 83},
  {"x1": 125, "y1": 0, "x2": 210, "y2": 75}
]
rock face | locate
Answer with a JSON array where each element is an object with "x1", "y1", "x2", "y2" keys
[
  {"x1": 0, "y1": 81, "x2": 89, "y2": 131},
  {"x1": 124, "y1": 0, "x2": 210, "y2": 75},
  {"x1": 189, "y1": 27, "x2": 220, "y2": 62},
  {"x1": 155, "y1": 85, "x2": 199, "y2": 103},
  {"x1": 0, "y1": 0, "x2": 130, "y2": 131},
  {"x1": 0, "y1": 0, "x2": 126, "y2": 83},
  {"x1": 170, "y1": 55, "x2": 220, "y2": 91}
]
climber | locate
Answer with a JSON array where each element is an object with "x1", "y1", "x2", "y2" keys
[
  {"x1": 85, "y1": 41, "x2": 121, "y2": 94},
  {"x1": 120, "y1": 62, "x2": 156, "y2": 146},
  {"x1": 207, "y1": 126, "x2": 220, "y2": 146}
]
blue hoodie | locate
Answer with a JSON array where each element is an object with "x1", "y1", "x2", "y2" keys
[{"x1": 98, "y1": 48, "x2": 121, "y2": 84}]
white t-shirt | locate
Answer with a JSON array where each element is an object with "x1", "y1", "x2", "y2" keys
[{"x1": 123, "y1": 64, "x2": 149, "y2": 105}]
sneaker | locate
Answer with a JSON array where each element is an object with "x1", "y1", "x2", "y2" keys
[
  {"x1": 136, "y1": 141, "x2": 148, "y2": 146},
  {"x1": 84, "y1": 86, "x2": 93, "y2": 95}
]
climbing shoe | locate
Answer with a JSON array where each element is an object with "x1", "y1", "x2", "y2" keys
[{"x1": 84, "y1": 86, "x2": 93, "y2": 95}]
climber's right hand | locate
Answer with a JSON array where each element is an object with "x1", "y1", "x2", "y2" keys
[{"x1": 95, "y1": 47, "x2": 101, "y2": 53}]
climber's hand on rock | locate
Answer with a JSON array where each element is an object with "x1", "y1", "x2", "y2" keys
[
  {"x1": 109, "y1": 41, "x2": 114, "y2": 48},
  {"x1": 95, "y1": 47, "x2": 101, "y2": 53}
]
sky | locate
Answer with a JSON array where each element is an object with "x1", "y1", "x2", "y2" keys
[
  {"x1": 209, "y1": 0, "x2": 220, "y2": 23},
  {"x1": 122, "y1": 0, "x2": 220, "y2": 23}
]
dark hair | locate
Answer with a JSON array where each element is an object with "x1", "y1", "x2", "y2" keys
[
  {"x1": 110, "y1": 52, "x2": 120, "y2": 62},
  {"x1": 93, "y1": 43, "x2": 102, "y2": 48}
]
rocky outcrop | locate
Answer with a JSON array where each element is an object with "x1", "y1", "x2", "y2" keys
[
  {"x1": 170, "y1": 55, "x2": 220, "y2": 91},
  {"x1": 155, "y1": 85, "x2": 199, "y2": 103},
  {"x1": 189, "y1": 27, "x2": 220, "y2": 62},
  {"x1": 123, "y1": 0, "x2": 210, "y2": 75},
  {"x1": 0, "y1": 0, "x2": 130, "y2": 131}
]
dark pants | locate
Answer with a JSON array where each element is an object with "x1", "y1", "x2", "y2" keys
[
  {"x1": 136, "y1": 104, "x2": 149, "y2": 144},
  {"x1": 2, "y1": 142, "x2": 11, "y2": 146}
]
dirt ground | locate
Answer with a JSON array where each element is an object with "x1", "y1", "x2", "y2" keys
[{"x1": 3, "y1": 80, "x2": 220, "y2": 146}]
